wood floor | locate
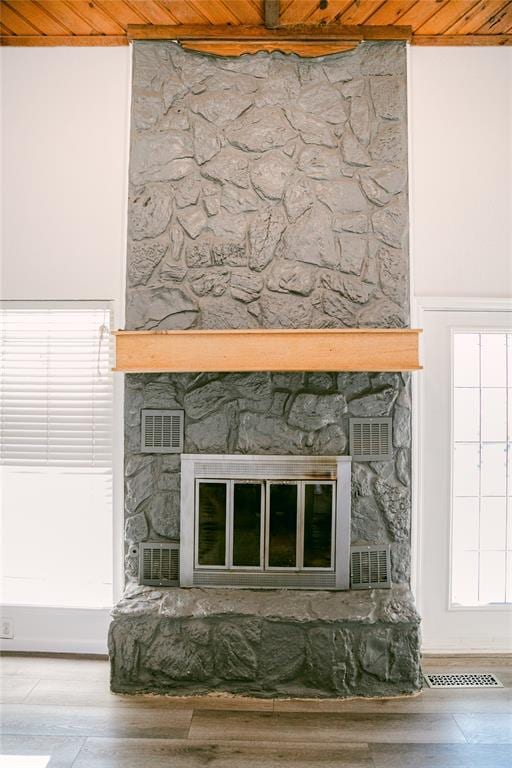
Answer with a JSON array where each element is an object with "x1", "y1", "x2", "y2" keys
[{"x1": 0, "y1": 654, "x2": 511, "y2": 767}]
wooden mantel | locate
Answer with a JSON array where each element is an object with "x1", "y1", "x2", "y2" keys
[{"x1": 113, "y1": 328, "x2": 422, "y2": 373}]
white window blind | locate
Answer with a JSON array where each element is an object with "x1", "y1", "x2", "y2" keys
[{"x1": 0, "y1": 305, "x2": 113, "y2": 467}]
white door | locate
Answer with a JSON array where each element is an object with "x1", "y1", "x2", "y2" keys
[{"x1": 416, "y1": 299, "x2": 512, "y2": 652}]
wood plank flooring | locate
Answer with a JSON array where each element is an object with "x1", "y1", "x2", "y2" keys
[{"x1": 0, "y1": 654, "x2": 511, "y2": 767}]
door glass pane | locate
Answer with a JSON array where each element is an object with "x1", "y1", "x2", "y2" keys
[
  {"x1": 233, "y1": 483, "x2": 261, "y2": 567},
  {"x1": 480, "y1": 497, "x2": 507, "y2": 550},
  {"x1": 479, "y1": 551, "x2": 506, "y2": 603},
  {"x1": 268, "y1": 483, "x2": 297, "y2": 568},
  {"x1": 452, "y1": 497, "x2": 479, "y2": 551},
  {"x1": 303, "y1": 484, "x2": 333, "y2": 568},
  {"x1": 453, "y1": 388, "x2": 480, "y2": 442},
  {"x1": 481, "y1": 388, "x2": 507, "y2": 442},
  {"x1": 453, "y1": 444, "x2": 480, "y2": 496},
  {"x1": 481, "y1": 334, "x2": 506, "y2": 387},
  {"x1": 453, "y1": 333, "x2": 480, "y2": 387},
  {"x1": 197, "y1": 482, "x2": 226, "y2": 566},
  {"x1": 452, "y1": 550, "x2": 479, "y2": 606},
  {"x1": 481, "y1": 443, "x2": 507, "y2": 496}
]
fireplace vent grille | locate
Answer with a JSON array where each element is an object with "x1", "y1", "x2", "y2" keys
[
  {"x1": 140, "y1": 542, "x2": 179, "y2": 586},
  {"x1": 349, "y1": 418, "x2": 392, "y2": 461},
  {"x1": 141, "y1": 409, "x2": 183, "y2": 453},
  {"x1": 351, "y1": 545, "x2": 391, "y2": 589}
]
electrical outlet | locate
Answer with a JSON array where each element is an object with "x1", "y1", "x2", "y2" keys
[{"x1": 1, "y1": 619, "x2": 14, "y2": 639}]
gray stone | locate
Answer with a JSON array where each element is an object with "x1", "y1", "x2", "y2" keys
[
  {"x1": 138, "y1": 491, "x2": 180, "y2": 539},
  {"x1": 373, "y1": 199, "x2": 406, "y2": 248},
  {"x1": 184, "y1": 379, "x2": 236, "y2": 420},
  {"x1": 143, "y1": 380, "x2": 180, "y2": 408},
  {"x1": 341, "y1": 129, "x2": 371, "y2": 166},
  {"x1": 306, "y1": 627, "x2": 356, "y2": 694},
  {"x1": 370, "y1": 76, "x2": 404, "y2": 120},
  {"x1": 237, "y1": 412, "x2": 307, "y2": 453},
  {"x1": 177, "y1": 206, "x2": 207, "y2": 239},
  {"x1": 341, "y1": 77, "x2": 366, "y2": 99},
  {"x1": 192, "y1": 117, "x2": 222, "y2": 165},
  {"x1": 379, "y1": 246, "x2": 408, "y2": 305},
  {"x1": 221, "y1": 184, "x2": 259, "y2": 214},
  {"x1": 349, "y1": 96, "x2": 371, "y2": 145},
  {"x1": 349, "y1": 388, "x2": 397, "y2": 417},
  {"x1": 126, "y1": 285, "x2": 198, "y2": 330},
  {"x1": 313, "y1": 423, "x2": 347, "y2": 454},
  {"x1": 261, "y1": 623, "x2": 305, "y2": 683},
  {"x1": 358, "y1": 298, "x2": 407, "y2": 328},
  {"x1": 218, "y1": 54, "x2": 270, "y2": 79},
  {"x1": 187, "y1": 411, "x2": 230, "y2": 453},
  {"x1": 337, "y1": 234, "x2": 368, "y2": 275},
  {"x1": 266, "y1": 260, "x2": 316, "y2": 296},
  {"x1": 370, "y1": 122, "x2": 404, "y2": 164},
  {"x1": 282, "y1": 206, "x2": 337, "y2": 269},
  {"x1": 332, "y1": 212, "x2": 368, "y2": 234},
  {"x1": 185, "y1": 242, "x2": 210, "y2": 268},
  {"x1": 360, "y1": 166, "x2": 405, "y2": 206},
  {"x1": 361, "y1": 629, "x2": 390, "y2": 681},
  {"x1": 352, "y1": 462, "x2": 373, "y2": 498},
  {"x1": 298, "y1": 145, "x2": 341, "y2": 180},
  {"x1": 250, "y1": 150, "x2": 294, "y2": 200},
  {"x1": 162, "y1": 74, "x2": 188, "y2": 112},
  {"x1": 208, "y1": 211, "x2": 247, "y2": 240},
  {"x1": 201, "y1": 296, "x2": 259, "y2": 329},
  {"x1": 190, "y1": 89, "x2": 253, "y2": 125},
  {"x1": 212, "y1": 241, "x2": 246, "y2": 267},
  {"x1": 362, "y1": 43, "x2": 405, "y2": 76},
  {"x1": 144, "y1": 622, "x2": 213, "y2": 681},
  {"x1": 322, "y1": 271, "x2": 372, "y2": 304},
  {"x1": 314, "y1": 180, "x2": 366, "y2": 213},
  {"x1": 125, "y1": 458, "x2": 157, "y2": 514},
  {"x1": 214, "y1": 620, "x2": 261, "y2": 680},
  {"x1": 226, "y1": 107, "x2": 295, "y2": 152},
  {"x1": 130, "y1": 130, "x2": 193, "y2": 185},
  {"x1": 204, "y1": 70, "x2": 259, "y2": 94},
  {"x1": 288, "y1": 392, "x2": 347, "y2": 431},
  {"x1": 230, "y1": 271, "x2": 263, "y2": 303},
  {"x1": 175, "y1": 179, "x2": 201, "y2": 208},
  {"x1": 320, "y1": 290, "x2": 356, "y2": 326},
  {"x1": 202, "y1": 147, "x2": 249, "y2": 188},
  {"x1": 393, "y1": 404, "x2": 411, "y2": 448},
  {"x1": 132, "y1": 90, "x2": 163, "y2": 130},
  {"x1": 396, "y1": 448, "x2": 410, "y2": 487},
  {"x1": 248, "y1": 206, "x2": 286, "y2": 272},
  {"x1": 351, "y1": 496, "x2": 387, "y2": 543},
  {"x1": 283, "y1": 176, "x2": 314, "y2": 221},
  {"x1": 337, "y1": 372, "x2": 371, "y2": 400},
  {"x1": 128, "y1": 240, "x2": 167, "y2": 286},
  {"x1": 259, "y1": 292, "x2": 313, "y2": 329},
  {"x1": 125, "y1": 513, "x2": 148, "y2": 544},
  {"x1": 374, "y1": 479, "x2": 410, "y2": 541},
  {"x1": 297, "y1": 83, "x2": 347, "y2": 124},
  {"x1": 285, "y1": 108, "x2": 336, "y2": 147},
  {"x1": 129, "y1": 186, "x2": 172, "y2": 241},
  {"x1": 189, "y1": 268, "x2": 230, "y2": 297}
]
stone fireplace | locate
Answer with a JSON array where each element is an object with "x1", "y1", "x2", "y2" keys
[{"x1": 109, "y1": 39, "x2": 421, "y2": 698}]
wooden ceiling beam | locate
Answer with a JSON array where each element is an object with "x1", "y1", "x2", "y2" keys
[
  {"x1": 126, "y1": 22, "x2": 412, "y2": 42},
  {"x1": 265, "y1": 0, "x2": 280, "y2": 29},
  {"x1": 412, "y1": 34, "x2": 512, "y2": 45}
]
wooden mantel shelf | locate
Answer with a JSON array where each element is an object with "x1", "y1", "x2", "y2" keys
[{"x1": 113, "y1": 328, "x2": 422, "y2": 373}]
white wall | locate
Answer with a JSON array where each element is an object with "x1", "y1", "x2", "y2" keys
[
  {"x1": 1, "y1": 46, "x2": 131, "y2": 301},
  {"x1": 0, "y1": 47, "x2": 131, "y2": 653},
  {"x1": 409, "y1": 46, "x2": 512, "y2": 298}
]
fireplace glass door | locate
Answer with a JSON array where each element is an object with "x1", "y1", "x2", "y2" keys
[{"x1": 195, "y1": 479, "x2": 335, "y2": 574}]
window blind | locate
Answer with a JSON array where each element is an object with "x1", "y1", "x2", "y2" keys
[{"x1": 0, "y1": 305, "x2": 113, "y2": 467}]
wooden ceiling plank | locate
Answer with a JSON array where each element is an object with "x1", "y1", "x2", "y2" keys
[
  {"x1": 214, "y1": 0, "x2": 264, "y2": 24},
  {"x1": 444, "y1": 0, "x2": 508, "y2": 34},
  {"x1": 416, "y1": 0, "x2": 484, "y2": 35},
  {"x1": 336, "y1": 0, "x2": 389, "y2": 25},
  {"x1": 155, "y1": 0, "x2": 209, "y2": 24},
  {"x1": 127, "y1": 22, "x2": 411, "y2": 40},
  {"x1": 62, "y1": 1, "x2": 126, "y2": 35},
  {"x1": 0, "y1": 33, "x2": 128, "y2": 44},
  {"x1": 0, "y1": 3, "x2": 42, "y2": 34},
  {"x1": 305, "y1": 1, "x2": 355, "y2": 25},
  {"x1": 5, "y1": 1, "x2": 70, "y2": 34},
  {"x1": 412, "y1": 33, "x2": 512, "y2": 43},
  {"x1": 186, "y1": 0, "x2": 244, "y2": 24},
  {"x1": 0, "y1": 22, "x2": 14, "y2": 35},
  {"x1": 122, "y1": 1, "x2": 178, "y2": 25},
  {"x1": 476, "y1": 0, "x2": 512, "y2": 32},
  {"x1": 243, "y1": 0, "x2": 266, "y2": 24},
  {"x1": 363, "y1": 0, "x2": 418, "y2": 25},
  {"x1": 395, "y1": 0, "x2": 452, "y2": 32},
  {"x1": 280, "y1": 0, "x2": 319, "y2": 23},
  {"x1": 94, "y1": 0, "x2": 148, "y2": 26},
  {"x1": 35, "y1": 1, "x2": 95, "y2": 35}
]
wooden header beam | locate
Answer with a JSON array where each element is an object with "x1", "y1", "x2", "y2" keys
[
  {"x1": 113, "y1": 328, "x2": 422, "y2": 374},
  {"x1": 126, "y1": 24, "x2": 412, "y2": 43}
]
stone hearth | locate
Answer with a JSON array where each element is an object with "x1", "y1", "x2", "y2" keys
[{"x1": 110, "y1": 585, "x2": 421, "y2": 697}]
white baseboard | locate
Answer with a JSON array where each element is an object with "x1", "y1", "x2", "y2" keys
[{"x1": 0, "y1": 605, "x2": 111, "y2": 654}]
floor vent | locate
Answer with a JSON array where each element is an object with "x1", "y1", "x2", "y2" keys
[
  {"x1": 351, "y1": 545, "x2": 391, "y2": 589},
  {"x1": 141, "y1": 409, "x2": 183, "y2": 453},
  {"x1": 424, "y1": 673, "x2": 503, "y2": 689},
  {"x1": 349, "y1": 417, "x2": 392, "y2": 461},
  {"x1": 139, "y1": 542, "x2": 179, "y2": 586}
]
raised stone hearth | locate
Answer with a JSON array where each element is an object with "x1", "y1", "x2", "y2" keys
[{"x1": 110, "y1": 584, "x2": 421, "y2": 697}]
